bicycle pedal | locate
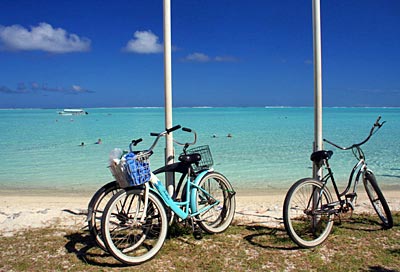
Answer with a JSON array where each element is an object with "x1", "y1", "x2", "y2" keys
[
  {"x1": 328, "y1": 209, "x2": 340, "y2": 215},
  {"x1": 324, "y1": 203, "x2": 336, "y2": 210},
  {"x1": 345, "y1": 193, "x2": 357, "y2": 210},
  {"x1": 345, "y1": 192, "x2": 357, "y2": 199},
  {"x1": 335, "y1": 214, "x2": 342, "y2": 225},
  {"x1": 326, "y1": 203, "x2": 335, "y2": 208},
  {"x1": 193, "y1": 229, "x2": 203, "y2": 240},
  {"x1": 191, "y1": 223, "x2": 203, "y2": 240},
  {"x1": 188, "y1": 218, "x2": 203, "y2": 239},
  {"x1": 347, "y1": 202, "x2": 355, "y2": 211}
]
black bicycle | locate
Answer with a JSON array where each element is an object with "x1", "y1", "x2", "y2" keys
[
  {"x1": 86, "y1": 138, "x2": 143, "y2": 251},
  {"x1": 283, "y1": 116, "x2": 393, "y2": 248}
]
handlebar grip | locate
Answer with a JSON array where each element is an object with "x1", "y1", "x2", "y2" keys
[
  {"x1": 131, "y1": 138, "x2": 143, "y2": 146},
  {"x1": 182, "y1": 127, "x2": 192, "y2": 132},
  {"x1": 167, "y1": 125, "x2": 181, "y2": 134},
  {"x1": 375, "y1": 116, "x2": 382, "y2": 126},
  {"x1": 150, "y1": 125, "x2": 181, "y2": 137}
]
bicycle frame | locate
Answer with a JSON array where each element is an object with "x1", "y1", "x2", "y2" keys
[
  {"x1": 319, "y1": 116, "x2": 385, "y2": 206},
  {"x1": 148, "y1": 169, "x2": 220, "y2": 220},
  {"x1": 319, "y1": 149, "x2": 369, "y2": 211},
  {"x1": 123, "y1": 125, "x2": 228, "y2": 223},
  {"x1": 283, "y1": 116, "x2": 392, "y2": 249}
]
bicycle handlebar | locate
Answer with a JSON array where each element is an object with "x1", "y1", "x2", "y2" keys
[
  {"x1": 150, "y1": 125, "x2": 182, "y2": 137},
  {"x1": 129, "y1": 125, "x2": 181, "y2": 153},
  {"x1": 150, "y1": 125, "x2": 197, "y2": 148},
  {"x1": 131, "y1": 138, "x2": 143, "y2": 146},
  {"x1": 323, "y1": 116, "x2": 385, "y2": 150},
  {"x1": 174, "y1": 127, "x2": 197, "y2": 147},
  {"x1": 129, "y1": 125, "x2": 197, "y2": 154}
]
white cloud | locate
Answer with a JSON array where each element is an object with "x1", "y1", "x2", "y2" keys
[
  {"x1": 185, "y1": 52, "x2": 211, "y2": 62},
  {"x1": 124, "y1": 30, "x2": 163, "y2": 54},
  {"x1": 1, "y1": 82, "x2": 93, "y2": 95},
  {"x1": 71, "y1": 85, "x2": 86, "y2": 92},
  {"x1": 0, "y1": 22, "x2": 91, "y2": 53},
  {"x1": 183, "y1": 52, "x2": 238, "y2": 63},
  {"x1": 0, "y1": 86, "x2": 20, "y2": 94},
  {"x1": 215, "y1": 56, "x2": 238, "y2": 62}
]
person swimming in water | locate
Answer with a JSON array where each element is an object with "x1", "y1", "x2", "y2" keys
[{"x1": 95, "y1": 138, "x2": 102, "y2": 144}]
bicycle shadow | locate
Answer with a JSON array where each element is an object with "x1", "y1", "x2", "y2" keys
[
  {"x1": 239, "y1": 224, "x2": 299, "y2": 250},
  {"x1": 62, "y1": 209, "x2": 128, "y2": 267},
  {"x1": 64, "y1": 231, "x2": 127, "y2": 268},
  {"x1": 366, "y1": 266, "x2": 399, "y2": 272},
  {"x1": 233, "y1": 210, "x2": 301, "y2": 250},
  {"x1": 167, "y1": 221, "x2": 300, "y2": 250},
  {"x1": 63, "y1": 222, "x2": 207, "y2": 267},
  {"x1": 167, "y1": 219, "x2": 300, "y2": 250},
  {"x1": 335, "y1": 213, "x2": 391, "y2": 232}
]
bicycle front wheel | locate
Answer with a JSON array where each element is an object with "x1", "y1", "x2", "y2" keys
[
  {"x1": 196, "y1": 172, "x2": 236, "y2": 234},
  {"x1": 87, "y1": 181, "x2": 120, "y2": 251},
  {"x1": 101, "y1": 188, "x2": 168, "y2": 265},
  {"x1": 283, "y1": 178, "x2": 334, "y2": 248},
  {"x1": 363, "y1": 171, "x2": 393, "y2": 229}
]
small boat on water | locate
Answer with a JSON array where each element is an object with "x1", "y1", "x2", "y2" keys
[{"x1": 58, "y1": 108, "x2": 88, "y2": 115}]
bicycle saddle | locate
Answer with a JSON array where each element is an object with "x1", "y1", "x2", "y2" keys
[
  {"x1": 178, "y1": 153, "x2": 201, "y2": 164},
  {"x1": 310, "y1": 150, "x2": 333, "y2": 163}
]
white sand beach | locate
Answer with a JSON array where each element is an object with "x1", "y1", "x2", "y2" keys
[{"x1": 0, "y1": 189, "x2": 398, "y2": 237}]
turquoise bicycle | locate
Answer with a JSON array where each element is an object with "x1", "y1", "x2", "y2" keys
[{"x1": 101, "y1": 125, "x2": 236, "y2": 265}]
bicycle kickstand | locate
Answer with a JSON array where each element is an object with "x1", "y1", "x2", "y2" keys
[
  {"x1": 189, "y1": 217, "x2": 203, "y2": 240},
  {"x1": 335, "y1": 213, "x2": 342, "y2": 225},
  {"x1": 345, "y1": 192, "x2": 357, "y2": 212}
]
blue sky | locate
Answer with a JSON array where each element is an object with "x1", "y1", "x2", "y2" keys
[{"x1": 0, "y1": 0, "x2": 399, "y2": 108}]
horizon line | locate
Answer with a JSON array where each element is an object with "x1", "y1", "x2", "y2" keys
[{"x1": 1, "y1": 105, "x2": 400, "y2": 110}]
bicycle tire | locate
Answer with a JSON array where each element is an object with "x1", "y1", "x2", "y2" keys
[
  {"x1": 195, "y1": 172, "x2": 236, "y2": 234},
  {"x1": 363, "y1": 171, "x2": 393, "y2": 229},
  {"x1": 283, "y1": 178, "x2": 334, "y2": 248},
  {"x1": 101, "y1": 188, "x2": 168, "y2": 265},
  {"x1": 87, "y1": 181, "x2": 120, "y2": 251}
]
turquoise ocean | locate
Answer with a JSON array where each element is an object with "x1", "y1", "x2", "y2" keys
[{"x1": 0, "y1": 107, "x2": 399, "y2": 195}]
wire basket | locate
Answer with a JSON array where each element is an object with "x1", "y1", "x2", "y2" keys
[
  {"x1": 184, "y1": 145, "x2": 213, "y2": 172},
  {"x1": 109, "y1": 151, "x2": 151, "y2": 188}
]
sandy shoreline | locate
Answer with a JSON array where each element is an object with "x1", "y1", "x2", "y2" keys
[{"x1": 1, "y1": 188, "x2": 399, "y2": 237}]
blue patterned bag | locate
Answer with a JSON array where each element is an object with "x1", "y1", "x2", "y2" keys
[{"x1": 124, "y1": 152, "x2": 151, "y2": 186}]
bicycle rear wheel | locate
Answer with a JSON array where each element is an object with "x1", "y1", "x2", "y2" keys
[
  {"x1": 195, "y1": 172, "x2": 236, "y2": 234},
  {"x1": 363, "y1": 171, "x2": 393, "y2": 229},
  {"x1": 101, "y1": 188, "x2": 168, "y2": 265},
  {"x1": 283, "y1": 178, "x2": 334, "y2": 248},
  {"x1": 87, "y1": 181, "x2": 120, "y2": 251}
]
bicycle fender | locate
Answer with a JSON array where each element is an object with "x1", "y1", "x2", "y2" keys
[
  {"x1": 364, "y1": 169, "x2": 375, "y2": 176},
  {"x1": 190, "y1": 169, "x2": 213, "y2": 213}
]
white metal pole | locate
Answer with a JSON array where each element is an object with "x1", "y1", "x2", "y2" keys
[
  {"x1": 312, "y1": 0, "x2": 323, "y2": 179},
  {"x1": 163, "y1": 0, "x2": 175, "y2": 195}
]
